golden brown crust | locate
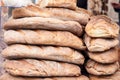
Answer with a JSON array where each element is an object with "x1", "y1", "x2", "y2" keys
[
  {"x1": 84, "y1": 34, "x2": 119, "y2": 52},
  {"x1": 88, "y1": 48, "x2": 118, "y2": 64},
  {"x1": 12, "y1": 5, "x2": 91, "y2": 25},
  {"x1": 4, "y1": 59, "x2": 81, "y2": 77},
  {"x1": 85, "y1": 15, "x2": 119, "y2": 38},
  {"x1": 38, "y1": 0, "x2": 77, "y2": 10},
  {"x1": 4, "y1": 30, "x2": 86, "y2": 50},
  {"x1": 86, "y1": 60, "x2": 119, "y2": 76},
  {"x1": 2, "y1": 44, "x2": 85, "y2": 65},
  {"x1": 4, "y1": 17, "x2": 83, "y2": 36}
]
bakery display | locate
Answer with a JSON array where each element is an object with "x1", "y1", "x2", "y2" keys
[
  {"x1": 2, "y1": 44, "x2": 84, "y2": 65},
  {"x1": 4, "y1": 59, "x2": 81, "y2": 77},
  {"x1": 86, "y1": 60, "x2": 119, "y2": 76},
  {"x1": 85, "y1": 15, "x2": 119, "y2": 38}
]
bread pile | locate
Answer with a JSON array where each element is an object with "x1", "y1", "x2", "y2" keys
[
  {"x1": 84, "y1": 15, "x2": 120, "y2": 80},
  {"x1": 0, "y1": 0, "x2": 91, "y2": 80}
]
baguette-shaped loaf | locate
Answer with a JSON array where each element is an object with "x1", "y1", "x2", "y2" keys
[
  {"x1": 4, "y1": 30, "x2": 85, "y2": 50},
  {"x1": 4, "y1": 17, "x2": 83, "y2": 36},
  {"x1": 12, "y1": 5, "x2": 91, "y2": 25},
  {"x1": 85, "y1": 15, "x2": 119, "y2": 38},
  {"x1": 90, "y1": 69, "x2": 120, "y2": 80},
  {"x1": 86, "y1": 60, "x2": 119, "y2": 76},
  {"x1": 2, "y1": 44, "x2": 85, "y2": 65},
  {"x1": 88, "y1": 48, "x2": 118, "y2": 64},
  {"x1": 0, "y1": 74, "x2": 89, "y2": 80},
  {"x1": 84, "y1": 34, "x2": 119, "y2": 52},
  {"x1": 38, "y1": 0, "x2": 76, "y2": 10},
  {"x1": 4, "y1": 59, "x2": 81, "y2": 77}
]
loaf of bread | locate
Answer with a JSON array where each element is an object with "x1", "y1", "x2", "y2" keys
[
  {"x1": 84, "y1": 34, "x2": 119, "y2": 52},
  {"x1": 2, "y1": 44, "x2": 85, "y2": 65},
  {"x1": 4, "y1": 59, "x2": 81, "y2": 77},
  {"x1": 88, "y1": 48, "x2": 118, "y2": 64},
  {"x1": 86, "y1": 60, "x2": 119, "y2": 76},
  {"x1": 0, "y1": 74, "x2": 89, "y2": 80},
  {"x1": 90, "y1": 69, "x2": 120, "y2": 80},
  {"x1": 4, "y1": 17, "x2": 83, "y2": 36},
  {"x1": 85, "y1": 15, "x2": 119, "y2": 38},
  {"x1": 12, "y1": 5, "x2": 91, "y2": 25},
  {"x1": 4, "y1": 30, "x2": 85, "y2": 50},
  {"x1": 38, "y1": 0, "x2": 76, "y2": 10}
]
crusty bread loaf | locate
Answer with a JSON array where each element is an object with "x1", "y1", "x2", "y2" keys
[
  {"x1": 4, "y1": 59, "x2": 81, "y2": 77},
  {"x1": 0, "y1": 73, "x2": 89, "y2": 80},
  {"x1": 90, "y1": 69, "x2": 120, "y2": 80},
  {"x1": 12, "y1": 5, "x2": 91, "y2": 25},
  {"x1": 4, "y1": 30, "x2": 86, "y2": 50},
  {"x1": 88, "y1": 48, "x2": 118, "y2": 64},
  {"x1": 38, "y1": 0, "x2": 77, "y2": 10},
  {"x1": 4, "y1": 17, "x2": 83, "y2": 36},
  {"x1": 2, "y1": 44, "x2": 85, "y2": 65},
  {"x1": 86, "y1": 60, "x2": 119, "y2": 76},
  {"x1": 85, "y1": 15, "x2": 119, "y2": 38},
  {"x1": 84, "y1": 34, "x2": 119, "y2": 52}
]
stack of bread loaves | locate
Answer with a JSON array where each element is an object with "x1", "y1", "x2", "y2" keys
[
  {"x1": 0, "y1": 0, "x2": 91, "y2": 80},
  {"x1": 84, "y1": 15, "x2": 120, "y2": 80}
]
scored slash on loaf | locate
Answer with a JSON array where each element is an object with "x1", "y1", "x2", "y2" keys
[
  {"x1": 4, "y1": 17, "x2": 83, "y2": 36},
  {"x1": 2, "y1": 44, "x2": 85, "y2": 65},
  {"x1": 4, "y1": 30, "x2": 86, "y2": 50},
  {"x1": 4, "y1": 59, "x2": 81, "y2": 77}
]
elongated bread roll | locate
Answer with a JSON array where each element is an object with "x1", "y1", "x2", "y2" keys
[
  {"x1": 0, "y1": 74, "x2": 89, "y2": 80},
  {"x1": 12, "y1": 5, "x2": 91, "y2": 25},
  {"x1": 4, "y1": 30, "x2": 86, "y2": 50},
  {"x1": 4, "y1": 17, "x2": 83, "y2": 36},
  {"x1": 88, "y1": 48, "x2": 118, "y2": 64},
  {"x1": 84, "y1": 34, "x2": 119, "y2": 52},
  {"x1": 85, "y1": 15, "x2": 119, "y2": 38},
  {"x1": 2, "y1": 44, "x2": 85, "y2": 65},
  {"x1": 4, "y1": 59, "x2": 81, "y2": 77},
  {"x1": 38, "y1": 0, "x2": 76, "y2": 10},
  {"x1": 90, "y1": 69, "x2": 120, "y2": 80},
  {"x1": 86, "y1": 60, "x2": 119, "y2": 76}
]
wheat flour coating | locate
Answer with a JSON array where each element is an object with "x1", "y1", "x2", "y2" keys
[
  {"x1": 4, "y1": 59, "x2": 81, "y2": 77},
  {"x1": 12, "y1": 5, "x2": 91, "y2": 25},
  {"x1": 2, "y1": 44, "x2": 85, "y2": 65},
  {"x1": 38, "y1": 0, "x2": 76, "y2": 10},
  {"x1": 4, "y1": 17, "x2": 83, "y2": 36},
  {"x1": 84, "y1": 34, "x2": 119, "y2": 52},
  {"x1": 4, "y1": 30, "x2": 85, "y2": 50},
  {"x1": 86, "y1": 59, "x2": 119, "y2": 76},
  {"x1": 89, "y1": 69, "x2": 120, "y2": 80},
  {"x1": 85, "y1": 15, "x2": 119, "y2": 38},
  {"x1": 0, "y1": 74, "x2": 89, "y2": 80},
  {"x1": 87, "y1": 48, "x2": 118, "y2": 64}
]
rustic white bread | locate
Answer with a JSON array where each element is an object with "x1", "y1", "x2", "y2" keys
[
  {"x1": 0, "y1": 73, "x2": 89, "y2": 80},
  {"x1": 4, "y1": 17, "x2": 83, "y2": 36},
  {"x1": 86, "y1": 60, "x2": 119, "y2": 76},
  {"x1": 4, "y1": 59, "x2": 81, "y2": 77},
  {"x1": 84, "y1": 34, "x2": 119, "y2": 52},
  {"x1": 85, "y1": 15, "x2": 119, "y2": 38},
  {"x1": 89, "y1": 69, "x2": 120, "y2": 80},
  {"x1": 12, "y1": 5, "x2": 91, "y2": 25},
  {"x1": 88, "y1": 48, "x2": 118, "y2": 64},
  {"x1": 2, "y1": 44, "x2": 85, "y2": 65},
  {"x1": 4, "y1": 30, "x2": 85, "y2": 50},
  {"x1": 38, "y1": 0, "x2": 77, "y2": 10}
]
